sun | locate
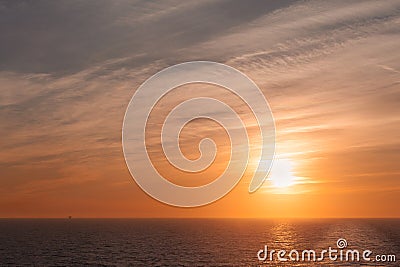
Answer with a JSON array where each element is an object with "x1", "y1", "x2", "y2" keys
[{"x1": 269, "y1": 158, "x2": 296, "y2": 188}]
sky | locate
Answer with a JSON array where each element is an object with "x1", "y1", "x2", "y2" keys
[{"x1": 0, "y1": 0, "x2": 399, "y2": 218}]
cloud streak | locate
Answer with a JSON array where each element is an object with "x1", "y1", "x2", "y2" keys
[{"x1": 0, "y1": 0, "x2": 399, "y2": 217}]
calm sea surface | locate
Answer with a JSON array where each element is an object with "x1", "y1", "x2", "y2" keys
[{"x1": 0, "y1": 219, "x2": 399, "y2": 266}]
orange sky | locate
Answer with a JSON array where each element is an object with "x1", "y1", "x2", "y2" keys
[{"x1": 0, "y1": 0, "x2": 399, "y2": 218}]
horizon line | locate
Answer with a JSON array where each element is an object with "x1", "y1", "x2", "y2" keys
[{"x1": 1, "y1": 217, "x2": 399, "y2": 219}]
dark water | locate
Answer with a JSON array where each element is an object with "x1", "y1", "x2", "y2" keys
[{"x1": 0, "y1": 219, "x2": 399, "y2": 266}]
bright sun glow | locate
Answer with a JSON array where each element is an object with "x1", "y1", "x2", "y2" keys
[{"x1": 269, "y1": 158, "x2": 296, "y2": 188}]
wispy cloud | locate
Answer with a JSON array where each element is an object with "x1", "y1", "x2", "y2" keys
[{"x1": 0, "y1": 0, "x2": 399, "y2": 217}]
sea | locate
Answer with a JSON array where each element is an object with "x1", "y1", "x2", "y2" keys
[{"x1": 0, "y1": 219, "x2": 399, "y2": 266}]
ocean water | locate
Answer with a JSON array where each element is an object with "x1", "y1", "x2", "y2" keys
[{"x1": 0, "y1": 219, "x2": 399, "y2": 266}]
